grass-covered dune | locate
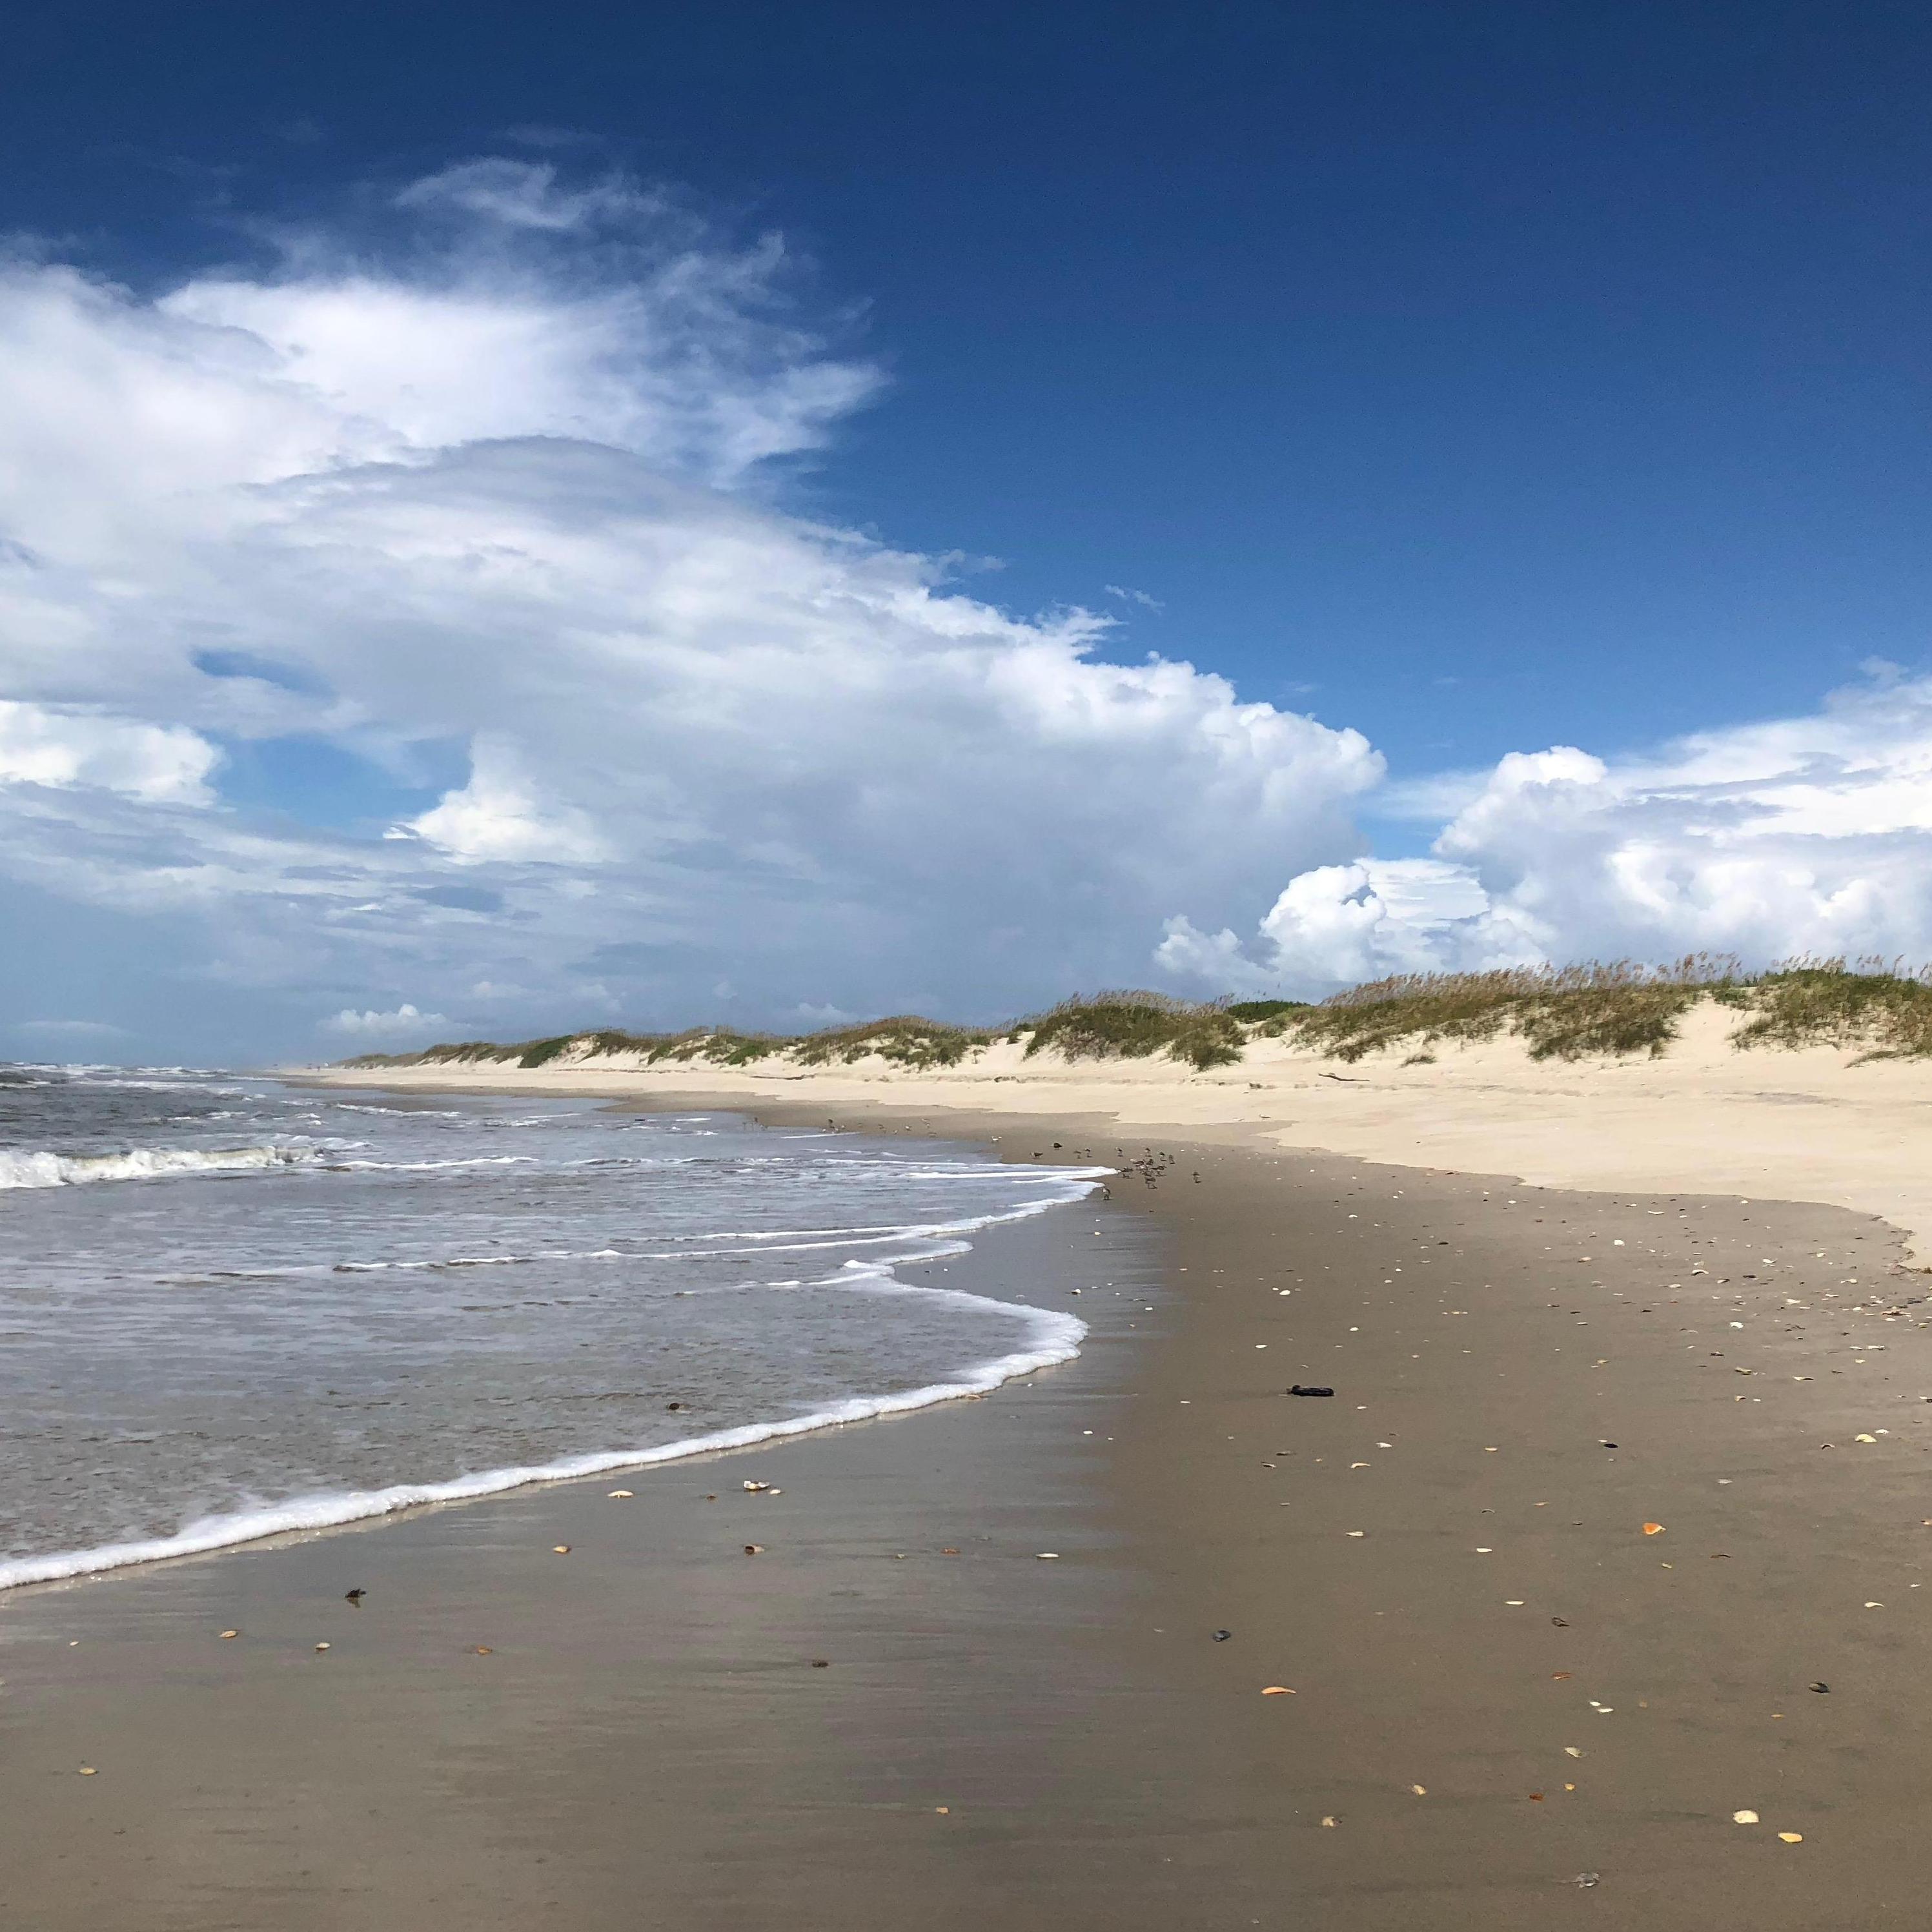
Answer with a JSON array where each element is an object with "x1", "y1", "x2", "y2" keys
[{"x1": 341, "y1": 956, "x2": 1932, "y2": 1076}]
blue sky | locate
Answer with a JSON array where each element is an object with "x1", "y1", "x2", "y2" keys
[{"x1": 3, "y1": 3, "x2": 1931, "y2": 1059}]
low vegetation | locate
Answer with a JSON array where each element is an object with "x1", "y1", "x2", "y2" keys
[
  {"x1": 1262, "y1": 957, "x2": 1744, "y2": 1063},
  {"x1": 340, "y1": 957, "x2": 1932, "y2": 1074},
  {"x1": 1225, "y1": 998, "x2": 1310, "y2": 1022},
  {"x1": 1017, "y1": 992, "x2": 1246, "y2": 1070},
  {"x1": 1729, "y1": 957, "x2": 1932, "y2": 1060},
  {"x1": 790, "y1": 1017, "x2": 991, "y2": 1068},
  {"x1": 343, "y1": 1016, "x2": 988, "y2": 1073}
]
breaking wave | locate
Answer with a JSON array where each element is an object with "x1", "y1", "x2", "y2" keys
[
  {"x1": 0, "y1": 1262, "x2": 1085, "y2": 1592},
  {"x1": 0, "y1": 1143, "x2": 314, "y2": 1190}
]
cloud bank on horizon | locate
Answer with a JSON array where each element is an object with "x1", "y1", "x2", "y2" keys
[
  {"x1": 1, "y1": 159, "x2": 1926, "y2": 1055},
  {"x1": 1161, "y1": 673, "x2": 1932, "y2": 993}
]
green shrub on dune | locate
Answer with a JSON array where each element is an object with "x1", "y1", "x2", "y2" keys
[
  {"x1": 1019, "y1": 992, "x2": 1246, "y2": 1070},
  {"x1": 1225, "y1": 998, "x2": 1310, "y2": 1022}
]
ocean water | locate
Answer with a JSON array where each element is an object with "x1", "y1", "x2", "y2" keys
[{"x1": 0, "y1": 1068, "x2": 1106, "y2": 1589}]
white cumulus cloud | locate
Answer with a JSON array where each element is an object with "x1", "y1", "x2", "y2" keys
[
  {"x1": 0, "y1": 161, "x2": 1380, "y2": 1048},
  {"x1": 324, "y1": 1003, "x2": 452, "y2": 1040},
  {"x1": 1159, "y1": 855, "x2": 1531, "y2": 991},
  {"x1": 0, "y1": 701, "x2": 217, "y2": 804},
  {"x1": 1160, "y1": 671, "x2": 1932, "y2": 995},
  {"x1": 403, "y1": 738, "x2": 613, "y2": 864}
]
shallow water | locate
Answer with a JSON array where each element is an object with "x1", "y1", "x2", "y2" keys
[{"x1": 0, "y1": 1068, "x2": 1104, "y2": 1585}]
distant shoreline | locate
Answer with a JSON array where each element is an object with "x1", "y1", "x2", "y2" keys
[{"x1": 300, "y1": 990, "x2": 1932, "y2": 1265}]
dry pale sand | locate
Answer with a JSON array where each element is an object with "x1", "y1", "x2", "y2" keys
[
  {"x1": 6, "y1": 1070, "x2": 1932, "y2": 1927},
  {"x1": 303, "y1": 995, "x2": 1932, "y2": 1266}
]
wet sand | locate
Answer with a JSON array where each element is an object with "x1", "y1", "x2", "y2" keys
[{"x1": 5, "y1": 1095, "x2": 1932, "y2": 1928}]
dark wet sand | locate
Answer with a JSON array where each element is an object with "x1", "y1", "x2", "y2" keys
[{"x1": 5, "y1": 1095, "x2": 1931, "y2": 1929}]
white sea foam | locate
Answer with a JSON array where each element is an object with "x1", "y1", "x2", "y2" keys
[
  {"x1": 0, "y1": 1258, "x2": 1087, "y2": 1593},
  {"x1": 1, "y1": 1079, "x2": 1110, "y2": 1595},
  {"x1": 165, "y1": 1176, "x2": 1113, "y2": 1283},
  {"x1": 328, "y1": 1104, "x2": 465, "y2": 1118},
  {"x1": 0, "y1": 1143, "x2": 314, "y2": 1190},
  {"x1": 329, "y1": 1155, "x2": 539, "y2": 1172},
  {"x1": 66, "y1": 1074, "x2": 245, "y2": 1094}
]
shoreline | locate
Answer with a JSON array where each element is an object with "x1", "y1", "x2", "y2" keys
[
  {"x1": 292, "y1": 1006, "x2": 1932, "y2": 1265},
  {"x1": 0, "y1": 1150, "x2": 1102, "y2": 1593},
  {"x1": 6, "y1": 1082, "x2": 1932, "y2": 1925}
]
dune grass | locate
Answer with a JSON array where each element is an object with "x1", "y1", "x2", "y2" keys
[
  {"x1": 1729, "y1": 958, "x2": 1932, "y2": 1059},
  {"x1": 1018, "y1": 992, "x2": 1246, "y2": 1070},
  {"x1": 1264, "y1": 957, "x2": 1745, "y2": 1063},
  {"x1": 343, "y1": 1029, "x2": 775, "y2": 1071},
  {"x1": 1225, "y1": 998, "x2": 1310, "y2": 1022},
  {"x1": 791, "y1": 1017, "x2": 991, "y2": 1068},
  {"x1": 344, "y1": 1017, "x2": 985, "y2": 1073},
  {"x1": 1256, "y1": 955, "x2": 1932, "y2": 1063},
  {"x1": 340, "y1": 957, "x2": 1932, "y2": 1075},
  {"x1": 629, "y1": 1029, "x2": 784, "y2": 1066}
]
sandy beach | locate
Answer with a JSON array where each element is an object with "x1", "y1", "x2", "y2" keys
[{"x1": 5, "y1": 1072, "x2": 1932, "y2": 1927}]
